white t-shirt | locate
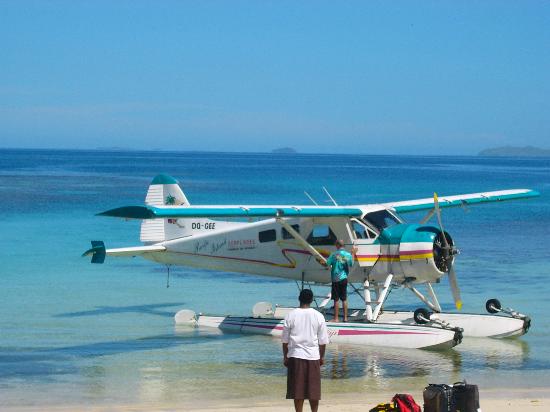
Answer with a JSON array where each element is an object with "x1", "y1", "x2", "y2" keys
[{"x1": 281, "y1": 308, "x2": 330, "y2": 360}]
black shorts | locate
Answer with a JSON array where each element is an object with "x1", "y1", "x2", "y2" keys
[{"x1": 331, "y1": 278, "x2": 348, "y2": 301}]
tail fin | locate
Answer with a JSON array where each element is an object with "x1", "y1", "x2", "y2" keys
[
  {"x1": 140, "y1": 174, "x2": 190, "y2": 243},
  {"x1": 144, "y1": 174, "x2": 190, "y2": 207}
]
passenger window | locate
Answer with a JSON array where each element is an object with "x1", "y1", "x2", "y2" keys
[
  {"x1": 282, "y1": 224, "x2": 300, "y2": 239},
  {"x1": 259, "y1": 229, "x2": 276, "y2": 243},
  {"x1": 307, "y1": 224, "x2": 337, "y2": 245}
]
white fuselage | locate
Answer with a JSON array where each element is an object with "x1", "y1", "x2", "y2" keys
[{"x1": 144, "y1": 217, "x2": 347, "y2": 283}]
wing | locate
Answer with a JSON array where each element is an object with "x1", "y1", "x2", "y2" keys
[
  {"x1": 384, "y1": 189, "x2": 540, "y2": 214},
  {"x1": 97, "y1": 189, "x2": 539, "y2": 219},
  {"x1": 97, "y1": 205, "x2": 364, "y2": 219}
]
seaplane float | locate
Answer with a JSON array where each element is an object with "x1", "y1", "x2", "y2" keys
[{"x1": 84, "y1": 174, "x2": 539, "y2": 350}]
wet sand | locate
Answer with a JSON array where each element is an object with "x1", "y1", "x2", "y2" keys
[
  {"x1": 3, "y1": 388, "x2": 549, "y2": 411},
  {"x1": 188, "y1": 388, "x2": 550, "y2": 411}
]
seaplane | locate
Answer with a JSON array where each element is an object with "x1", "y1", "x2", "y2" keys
[{"x1": 84, "y1": 174, "x2": 539, "y2": 350}]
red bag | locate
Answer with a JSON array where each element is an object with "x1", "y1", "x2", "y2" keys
[{"x1": 392, "y1": 394, "x2": 422, "y2": 412}]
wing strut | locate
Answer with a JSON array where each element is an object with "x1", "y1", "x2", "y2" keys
[{"x1": 276, "y1": 218, "x2": 327, "y2": 266}]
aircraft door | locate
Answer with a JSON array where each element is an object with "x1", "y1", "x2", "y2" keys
[{"x1": 349, "y1": 219, "x2": 380, "y2": 267}]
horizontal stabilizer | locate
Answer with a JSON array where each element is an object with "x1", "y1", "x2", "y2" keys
[
  {"x1": 82, "y1": 241, "x2": 166, "y2": 263},
  {"x1": 386, "y1": 189, "x2": 540, "y2": 214},
  {"x1": 104, "y1": 245, "x2": 166, "y2": 257}
]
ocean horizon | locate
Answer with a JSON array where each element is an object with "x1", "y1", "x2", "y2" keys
[{"x1": 2, "y1": 146, "x2": 550, "y2": 158}]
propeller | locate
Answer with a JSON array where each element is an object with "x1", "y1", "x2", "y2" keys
[{"x1": 433, "y1": 193, "x2": 462, "y2": 310}]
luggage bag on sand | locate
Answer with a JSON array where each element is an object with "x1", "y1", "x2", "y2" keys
[
  {"x1": 423, "y1": 384, "x2": 455, "y2": 412},
  {"x1": 453, "y1": 381, "x2": 480, "y2": 412},
  {"x1": 423, "y1": 381, "x2": 481, "y2": 412}
]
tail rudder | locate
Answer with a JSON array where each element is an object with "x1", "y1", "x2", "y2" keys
[{"x1": 82, "y1": 240, "x2": 106, "y2": 263}]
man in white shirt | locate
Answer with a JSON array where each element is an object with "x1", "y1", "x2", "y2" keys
[{"x1": 282, "y1": 289, "x2": 330, "y2": 412}]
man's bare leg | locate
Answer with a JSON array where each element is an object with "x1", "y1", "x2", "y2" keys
[
  {"x1": 309, "y1": 399, "x2": 319, "y2": 412},
  {"x1": 343, "y1": 299, "x2": 348, "y2": 322},
  {"x1": 332, "y1": 299, "x2": 339, "y2": 322},
  {"x1": 294, "y1": 399, "x2": 304, "y2": 412}
]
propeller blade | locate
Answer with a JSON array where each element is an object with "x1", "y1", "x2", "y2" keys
[
  {"x1": 433, "y1": 193, "x2": 450, "y2": 249},
  {"x1": 434, "y1": 193, "x2": 462, "y2": 310},
  {"x1": 448, "y1": 263, "x2": 462, "y2": 310}
]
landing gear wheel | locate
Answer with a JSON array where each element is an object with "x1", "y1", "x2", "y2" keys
[
  {"x1": 414, "y1": 308, "x2": 431, "y2": 324},
  {"x1": 486, "y1": 298, "x2": 502, "y2": 314}
]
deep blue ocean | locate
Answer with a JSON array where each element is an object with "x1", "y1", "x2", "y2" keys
[{"x1": 0, "y1": 149, "x2": 549, "y2": 408}]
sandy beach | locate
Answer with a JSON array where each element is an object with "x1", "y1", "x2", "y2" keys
[{"x1": 4, "y1": 388, "x2": 550, "y2": 411}]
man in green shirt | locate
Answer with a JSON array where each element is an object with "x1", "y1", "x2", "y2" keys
[{"x1": 325, "y1": 239, "x2": 357, "y2": 322}]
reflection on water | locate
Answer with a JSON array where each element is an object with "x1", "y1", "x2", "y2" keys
[
  {"x1": 328, "y1": 350, "x2": 349, "y2": 379},
  {"x1": 457, "y1": 338, "x2": 531, "y2": 370},
  {"x1": 327, "y1": 338, "x2": 532, "y2": 376},
  {"x1": 253, "y1": 334, "x2": 534, "y2": 390},
  {"x1": 54, "y1": 302, "x2": 185, "y2": 319},
  {"x1": 323, "y1": 344, "x2": 462, "y2": 381}
]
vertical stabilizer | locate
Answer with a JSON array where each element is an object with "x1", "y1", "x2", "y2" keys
[
  {"x1": 144, "y1": 174, "x2": 190, "y2": 207},
  {"x1": 140, "y1": 174, "x2": 190, "y2": 243}
]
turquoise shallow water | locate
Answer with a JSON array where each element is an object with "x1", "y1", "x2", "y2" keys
[{"x1": 0, "y1": 149, "x2": 549, "y2": 408}]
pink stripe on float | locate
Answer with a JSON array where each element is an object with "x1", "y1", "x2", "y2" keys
[{"x1": 338, "y1": 329, "x2": 432, "y2": 336}]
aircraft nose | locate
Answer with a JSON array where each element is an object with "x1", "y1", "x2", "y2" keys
[{"x1": 432, "y1": 230, "x2": 455, "y2": 272}]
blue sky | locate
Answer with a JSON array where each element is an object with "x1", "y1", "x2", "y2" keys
[{"x1": 1, "y1": 1, "x2": 549, "y2": 154}]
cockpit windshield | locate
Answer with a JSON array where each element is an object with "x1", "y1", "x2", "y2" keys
[{"x1": 362, "y1": 210, "x2": 400, "y2": 232}]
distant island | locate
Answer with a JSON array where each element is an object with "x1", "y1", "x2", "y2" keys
[
  {"x1": 478, "y1": 145, "x2": 550, "y2": 157},
  {"x1": 271, "y1": 147, "x2": 297, "y2": 154}
]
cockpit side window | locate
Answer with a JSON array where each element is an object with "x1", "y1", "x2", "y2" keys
[
  {"x1": 351, "y1": 219, "x2": 376, "y2": 239},
  {"x1": 282, "y1": 224, "x2": 300, "y2": 239},
  {"x1": 363, "y1": 210, "x2": 400, "y2": 232}
]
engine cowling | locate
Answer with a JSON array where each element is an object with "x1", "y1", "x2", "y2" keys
[{"x1": 371, "y1": 223, "x2": 454, "y2": 283}]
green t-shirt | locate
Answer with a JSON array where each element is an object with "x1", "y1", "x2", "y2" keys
[{"x1": 326, "y1": 249, "x2": 354, "y2": 282}]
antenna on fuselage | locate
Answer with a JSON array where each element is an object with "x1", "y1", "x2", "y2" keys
[
  {"x1": 304, "y1": 191, "x2": 319, "y2": 205},
  {"x1": 322, "y1": 186, "x2": 338, "y2": 206}
]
